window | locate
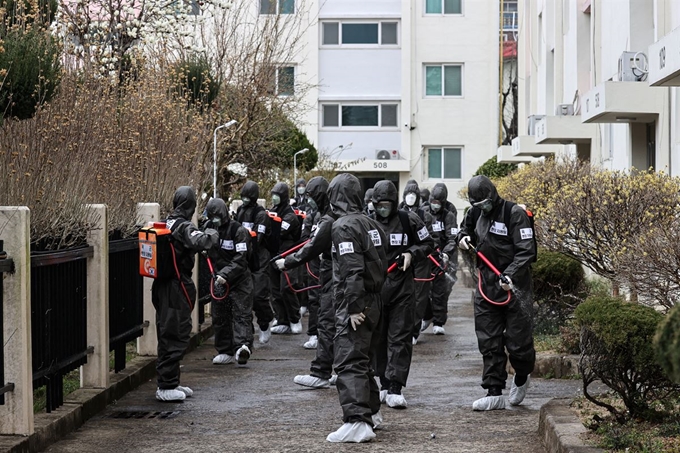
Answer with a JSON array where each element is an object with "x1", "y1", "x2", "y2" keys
[
  {"x1": 425, "y1": 0, "x2": 462, "y2": 14},
  {"x1": 425, "y1": 64, "x2": 463, "y2": 97},
  {"x1": 428, "y1": 148, "x2": 462, "y2": 179},
  {"x1": 277, "y1": 66, "x2": 294, "y2": 95},
  {"x1": 321, "y1": 21, "x2": 399, "y2": 46},
  {"x1": 321, "y1": 103, "x2": 399, "y2": 128},
  {"x1": 260, "y1": 0, "x2": 294, "y2": 15}
]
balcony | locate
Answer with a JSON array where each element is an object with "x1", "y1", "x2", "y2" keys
[
  {"x1": 649, "y1": 27, "x2": 680, "y2": 86},
  {"x1": 511, "y1": 136, "x2": 564, "y2": 157},
  {"x1": 581, "y1": 81, "x2": 665, "y2": 123},
  {"x1": 497, "y1": 145, "x2": 538, "y2": 164},
  {"x1": 534, "y1": 116, "x2": 597, "y2": 144}
]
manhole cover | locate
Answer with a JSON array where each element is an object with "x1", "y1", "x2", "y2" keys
[{"x1": 108, "y1": 411, "x2": 180, "y2": 420}]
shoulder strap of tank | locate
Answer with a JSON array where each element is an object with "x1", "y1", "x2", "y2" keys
[
  {"x1": 397, "y1": 210, "x2": 414, "y2": 242},
  {"x1": 503, "y1": 201, "x2": 515, "y2": 229}
]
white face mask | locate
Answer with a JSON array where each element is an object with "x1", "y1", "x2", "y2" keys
[
  {"x1": 297, "y1": 187, "x2": 306, "y2": 195},
  {"x1": 405, "y1": 193, "x2": 417, "y2": 207}
]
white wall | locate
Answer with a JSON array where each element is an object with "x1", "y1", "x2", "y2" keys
[{"x1": 318, "y1": 50, "x2": 401, "y2": 97}]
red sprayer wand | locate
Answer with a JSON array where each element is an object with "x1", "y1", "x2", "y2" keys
[{"x1": 468, "y1": 244, "x2": 512, "y2": 306}]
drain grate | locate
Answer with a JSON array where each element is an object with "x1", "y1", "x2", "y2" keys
[{"x1": 108, "y1": 410, "x2": 181, "y2": 420}]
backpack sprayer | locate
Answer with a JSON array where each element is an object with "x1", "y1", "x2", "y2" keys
[
  {"x1": 414, "y1": 252, "x2": 448, "y2": 282},
  {"x1": 269, "y1": 239, "x2": 322, "y2": 293},
  {"x1": 467, "y1": 243, "x2": 512, "y2": 306}
]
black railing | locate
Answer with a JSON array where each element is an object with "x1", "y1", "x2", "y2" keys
[
  {"x1": 197, "y1": 254, "x2": 212, "y2": 325},
  {"x1": 0, "y1": 253, "x2": 15, "y2": 405},
  {"x1": 31, "y1": 245, "x2": 93, "y2": 413},
  {"x1": 109, "y1": 238, "x2": 144, "y2": 373}
]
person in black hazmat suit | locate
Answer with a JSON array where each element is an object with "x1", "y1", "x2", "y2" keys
[
  {"x1": 371, "y1": 180, "x2": 434, "y2": 409},
  {"x1": 397, "y1": 180, "x2": 438, "y2": 346},
  {"x1": 273, "y1": 177, "x2": 337, "y2": 387},
  {"x1": 292, "y1": 178, "x2": 310, "y2": 212},
  {"x1": 296, "y1": 182, "x2": 321, "y2": 349},
  {"x1": 457, "y1": 175, "x2": 535, "y2": 411},
  {"x1": 362, "y1": 187, "x2": 375, "y2": 216},
  {"x1": 205, "y1": 198, "x2": 254, "y2": 366},
  {"x1": 269, "y1": 182, "x2": 303, "y2": 334},
  {"x1": 420, "y1": 188, "x2": 431, "y2": 210},
  {"x1": 420, "y1": 183, "x2": 459, "y2": 337},
  {"x1": 153, "y1": 186, "x2": 219, "y2": 402},
  {"x1": 236, "y1": 181, "x2": 275, "y2": 344},
  {"x1": 327, "y1": 173, "x2": 387, "y2": 443}
]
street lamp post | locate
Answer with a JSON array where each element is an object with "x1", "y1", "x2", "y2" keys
[
  {"x1": 293, "y1": 148, "x2": 309, "y2": 187},
  {"x1": 213, "y1": 120, "x2": 238, "y2": 199}
]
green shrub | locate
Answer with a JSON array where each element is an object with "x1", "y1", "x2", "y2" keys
[
  {"x1": 655, "y1": 304, "x2": 680, "y2": 384},
  {"x1": 172, "y1": 55, "x2": 219, "y2": 111},
  {"x1": 0, "y1": 27, "x2": 61, "y2": 120},
  {"x1": 533, "y1": 249, "x2": 586, "y2": 334},
  {"x1": 473, "y1": 156, "x2": 517, "y2": 179},
  {"x1": 576, "y1": 295, "x2": 679, "y2": 422}
]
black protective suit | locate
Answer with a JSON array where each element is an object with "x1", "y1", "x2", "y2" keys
[
  {"x1": 206, "y1": 198, "x2": 254, "y2": 356},
  {"x1": 371, "y1": 180, "x2": 434, "y2": 392},
  {"x1": 269, "y1": 182, "x2": 302, "y2": 326},
  {"x1": 284, "y1": 177, "x2": 334, "y2": 378},
  {"x1": 458, "y1": 175, "x2": 536, "y2": 391},
  {"x1": 329, "y1": 173, "x2": 387, "y2": 425},
  {"x1": 424, "y1": 183, "x2": 459, "y2": 328},
  {"x1": 292, "y1": 178, "x2": 310, "y2": 212},
  {"x1": 152, "y1": 186, "x2": 219, "y2": 390},
  {"x1": 300, "y1": 209, "x2": 320, "y2": 336},
  {"x1": 397, "y1": 180, "x2": 438, "y2": 342},
  {"x1": 236, "y1": 181, "x2": 274, "y2": 332},
  {"x1": 362, "y1": 188, "x2": 375, "y2": 216},
  {"x1": 420, "y1": 188, "x2": 431, "y2": 209}
]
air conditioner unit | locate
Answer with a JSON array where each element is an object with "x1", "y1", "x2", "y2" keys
[
  {"x1": 618, "y1": 51, "x2": 648, "y2": 82},
  {"x1": 527, "y1": 115, "x2": 545, "y2": 136},
  {"x1": 555, "y1": 104, "x2": 574, "y2": 116},
  {"x1": 376, "y1": 150, "x2": 399, "y2": 160}
]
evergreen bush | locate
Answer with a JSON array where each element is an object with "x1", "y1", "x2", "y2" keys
[
  {"x1": 575, "y1": 295, "x2": 679, "y2": 422},
  {"x1": 655, "y1": 304, "x2": 680, "y2": 384},
  {"x1": 473, "y1": 156, "x2": 517, "y2": 179}
]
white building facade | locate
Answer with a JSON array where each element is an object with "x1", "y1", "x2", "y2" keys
[
  {"x1": 264, "y1": 0, "x2": 499, "y2": 214},
  {"x1": 511, "y1": 0, "x2": 680, "y2": 175}
]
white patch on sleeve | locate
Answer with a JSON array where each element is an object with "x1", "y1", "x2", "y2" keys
[
  {"x1": 432, "y1": 222, "x2": 444, "y2": 232},
  {"x1": 242, "y1": 221, "x2": 254, "y2": 231},
  {"x1": 166, "y1": 219, "x2": 177, "y2": 229},
  {"x1": 236, "y1": 242, "x2": 248, "y2": 252},
  {"x1": 390, "y1": 234, "x2": 406, "y2": 246},
  {"x1": 489, "y1": 222, "x2": 508, "y2": 236},
  {"x1": 221, "y1": 240, "x2": 235, "y2": 250},
  {"x1": 338, "y1": 242, "x2": 354, "y2": 255},
  {"x1": 257, "y1": 224, "x2": 266, "y2": 233},
  {"x1": 520, "y1": 228, "x2": 533, "y2": 240},
  {"x1": 368, "y1": 229, "x2": 382, "y2": 246},
  {"x1": 190, "y1": 230, "x2": 203, "y2": 237},
  {"x1": 417, "y1": 226, "x2": 429, "y2": 241},
  {"x1": 281, "y1": 221, "x2": 290, "y2": 231},
  {"x1": 451, "y1": 228, "x2": 460, "y2": 235}
]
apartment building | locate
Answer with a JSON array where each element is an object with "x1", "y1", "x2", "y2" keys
[
  {"x1": 261, "y1": 0, "x2": 499, "y2": 214},
  {"x1": 510, "y1": 0, "x2": 680, "y2": 175}
]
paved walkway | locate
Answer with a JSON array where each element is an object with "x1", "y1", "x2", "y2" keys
[{"x1": 45, "y1": 284, "x2": 584, "y2": 453}]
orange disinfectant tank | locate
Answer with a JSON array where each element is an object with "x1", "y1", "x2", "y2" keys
[{"x1": 139, "y1": 222, "x2": 174, "y2": 279}]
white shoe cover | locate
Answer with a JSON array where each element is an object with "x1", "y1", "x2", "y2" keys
[
  {"x1": 379, "y1": 389, "x2": 388, "y2": 404},
  {"x1": 412, "y1": 337, "x2": 418, "y2": 345},
  {"x1": 329, "y1": 375, "x2": 338, "y2": 386},
  {"x1": 508, "y1": 375, "x2": 530, "y2": 406},
  {"x1": 235, "y1": 345, "x2": 251, "y2": 365},
  {"x1": 212, "y1": 354, "x2": 235, "y2": 365},
  {"x1": 433, "y1": 326, "x2": 446, "y2": 335},
  {"x1": 300, "y1": 306, "x2": 308, "y2": 317},
  {"x1": 290, "y1": 322, "x2": 303, "y2": 334},
  {"x1": 472, "y1": 395, "x2": 506, "y2": 411},
  {"x1": 421, "y1": 319, "x2": 432, "y2": 332},
  {"x1": 371, "y1": 410, "x2": 383, "y2": 430},
  {"x1": 259, "y1": 328, "x2": 271, "y2": 344},
  {"x1": 176, "y1": 386, "x2": 193, "y2": 397},
  {"x1": 271, "y1": 325, "x2": 291, "y2": 334},
  {"x1": 303, "y1": 335, "x2": 318, "y2": 349},
  {"x1": 386, "y1": 393, "x2": 407, "y2": 409},
  {"x1": 326, "y1": 422, "x2": 375, "y2": 443},
  {"x1": 271, "y1": 319, "x2": 278, "y2": 327},
  {"x1": 293, "y1": 374, "x2": 330, "y2": 389},
  {"x1": 156, "y1": 388, "x2": 186, "y2": 401}
]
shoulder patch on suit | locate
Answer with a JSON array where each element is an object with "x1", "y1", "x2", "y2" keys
[
  {"x1": 520, "y1": 228, "x2": 533, "y2": 240},
  {"x1": 281, "y1": 221, "x2": 290, "y2": 231},
  {"x1": 236, "y1": 242, "x2": 248, "y2": 252},
  {"x1": 338, "y1": 242, "x2": 354, "y2": 255},
  {"x1": 190, "y1": 230, "x2": 203, "y2": 237},
  {"x1": 417, "y1": 226, "x2": 429, "y2": 241},
  {"x1": 221, "y1": 240, "x2": 235, "y2": 250},
  {"x1": 368, "y1": 229, "x2": 382, "y2": 246}
]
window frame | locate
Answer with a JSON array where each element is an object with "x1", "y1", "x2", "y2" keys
[
  {"x1": 424, "y1": 0, "x2": 464, "y2": 15},
  {"x1": 423, "y1": 64, "x2": 464, "y2": 98},
  {"x1": 320, "y1": 102, "x2": 400, "y2": 130},
  {"x1": 320, "y1": 20, "x2": 400, "y2": 48},
  {"x1": 426, "y1": 146, "x2": 464, "y2": 181}
]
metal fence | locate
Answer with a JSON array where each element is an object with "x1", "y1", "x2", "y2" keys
[
  {"x1": 31, "y1": 245, "x2": 93, "y2": 413},
  {"x1": 0, "y1": 254, "x2": 15, "y2": 405},
  {"x1": 109, "y1": 238, "x2": 144, "y2": 373}
]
